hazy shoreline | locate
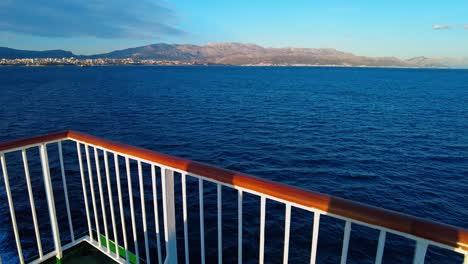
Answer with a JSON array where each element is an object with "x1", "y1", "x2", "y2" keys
[
  {"x1": 0, "y1": 62, "x2": 458, "y2": 69},
  {"x1": 3, "y1": 43, "x2": 466, "y2": 68}
]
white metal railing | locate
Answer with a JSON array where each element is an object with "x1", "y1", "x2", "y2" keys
[{"x1": 0, "y1": 132, "x2": 467, "y2": 264}]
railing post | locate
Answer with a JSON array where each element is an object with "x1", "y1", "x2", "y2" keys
[
  {"x1": 125, "y1": 157, "x2": 140, "y2": 263},
  {"x1": 40, "y1": 144, "x2": 62, "y2": 260},
  {"x1": 375, "y1": 230, "x2": 386, "y2": 264},
  {"x1": 1, "y1": 153, "x2": 24, "y2": 264},
  {"x1": 85, "y1": 145, "x2": 100, "y2": 244},
  {"x1": 340, "y1": 221, "x2": 352, "y2": 264},
  {"x1": 104, "y1": 151, "x2": 119, "y2": 259},
  {"x1": 58, "y1": 142, "x2": 74, "y2": 242},
  {"x1": 259, "y1": 196, "x2": 266, "y2": 264},
  {"x1": 161, "y1": 168, "x2": 178, "y2": 264},
  {"x1": 114, "y1": 153, "x2": 129, "y2": 261},
  {"x1": 199, "y1": 178, "x2": 205, "y2": 264},
  {"x1": 238, "y1": 190, "x2": 243, "y2": 264},
  {"x1": 153, "y1": 166, "x2": 163, "y2": 264},
  {"x1": 22, "y1": 149, "x2": 43, "y2": 259},
  {"x1": 283, "y1": 204, "x2": 291, "y2": 264},
  {"x1": 138, "y1": 161, "x2": 150, "y2": 264},
  {"x1": 77, "y1": 143, "x2": 93, "y2": 241},
  {"x1": 310, "y1": 212, "x2": 320, "y2": 264},
  {"x1": 181, "y1": 173, "x2": 189, "y2": 264},
  {"x1": 95, "y1": 148, "x2": 109, "y2": 251},
  {"x1": 217, "y1": 184, "x2": 222, "y2": 264},
  {"x1": 413, "y1": 240, "x2": 428, "y2": 264}
]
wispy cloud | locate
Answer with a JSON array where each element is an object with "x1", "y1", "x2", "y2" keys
[
  {"x1": 432, "y1": 25, "x2": 454, "y2": 30},
  {"x1": 464, "y1": 25, "x2": 468, "y2": 29},
  {"x1": 0, "y1": 0, "x2": 184, "y2": 39}
]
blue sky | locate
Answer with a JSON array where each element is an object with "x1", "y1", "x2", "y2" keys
[{"x1": 0, "y1": 0, "x2": 466, "y2": 58}]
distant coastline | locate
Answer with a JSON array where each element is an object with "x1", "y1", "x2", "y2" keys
[
  {"x1": 0, "y1": 58, "x2": 204, "y2": 67},
  {"x1": 0, "y1": 57, "x2": 456, "y2": 69},
  {"x1": 3, "y1": 43, "x2": 467, "y2": 68}
]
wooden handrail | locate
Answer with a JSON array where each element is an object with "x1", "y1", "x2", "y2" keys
[
  {"x1": 0, "y1": 131, "x2": 69, "y2": 152},
  {"x1": 1, "y1": 130, "x2": 467, "y2": 251}
]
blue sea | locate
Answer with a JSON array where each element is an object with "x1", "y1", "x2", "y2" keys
[{"x1": 0, "y1": 66, "x2": 467, "y2": 263}]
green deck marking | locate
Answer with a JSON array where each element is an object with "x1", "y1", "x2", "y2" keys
[
  {"x1": 99, "y1": 234, "x2": 138, "y2": 264},
  {"x1": 42, "y1": 241, "x2": 116, "y2": 264}
]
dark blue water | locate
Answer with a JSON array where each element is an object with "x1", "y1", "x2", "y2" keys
[{"x1": 0, "y1": 66, "x2": 467, "y2": 263}]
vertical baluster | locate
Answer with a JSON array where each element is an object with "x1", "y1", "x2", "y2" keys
[
  {"x1": 126, "y1": 157, "x2": 140, "y2": 263},
  {"x1": 259, "y1": 196, "x2": 266, "y2": 264},
  {"x1": 22, "y1": 149, "x2": 43, "y2": 259},
  {"x1": 161, "y1": 168, "x2": 178, "y2": 263},
  {"x1": 340, "y1": 221, "x2": 352, "y2": 264},
  {"x1": 283, "y1": 204, "x2": 291, "y2": 264},
  {"x1": 1, "y1": 153, "x2": 24, "y2": 264},
  {"x1": 199, "y1": 178, "x2": 205, "y2": 264},
  {"x1": 95, "y1": 148, "x2": 109, "y2": 251},
  {"x1": 115, "y1": 154, "x2": 128, "y2": 261},
  {"x1": 375, "y1": 230, "x2": 386, "y2": 264},
  {"x1": 104, "y1": 151, "x2": 119, "y2": 259},
  {"x1": 182, "y1": 173, "x2": 189, "y2": 264},
  {"x1": 85, "y1": 144, "x2": 100, "y2": 243},
  {"x1": 77, "y1": 143, "x2": 93, "y2": 240},
  {"x1": 40, "y1": 144, "x2": 62, "y2": 260},
  {"x1": 152, "y1": 165, "x2": 163, "y2": 264},
  {"x1": 58, "y1": 142, "x2": 74, "y2": 242},
  {"x1": 217, "y1": 184, "x2": 222, "y2": 264},
  {"x1": 238, "y1": 190, "x2": 243, "y2": 264},
  {"x1": 413, "y1": 240, "x2": 428, "y2": 264},
  {"x1": 138, "y1": 161, "x2": 150, "y2": 264},
  {"x1": 310, "y1": 212, "x2": 320, "y2": 264}
]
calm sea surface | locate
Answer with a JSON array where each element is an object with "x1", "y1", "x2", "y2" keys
[{"x1": 0, "y1": 66, "x2": 467, "y2": 263}]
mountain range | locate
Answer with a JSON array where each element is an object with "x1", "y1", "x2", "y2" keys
[
  {"x1": 1, "y1": 43, "x2": 467, "y2": 68},
  {"x1": 0, "y1": 47, "x2": 74, "y2": 59}
]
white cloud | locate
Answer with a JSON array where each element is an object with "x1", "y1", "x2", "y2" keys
[
  {"x1": 432, "y1": 25, "x2": 454, "y2": 30},
  {"x1": 464, "y1": 25, "x2": 468, "y2": 30}
]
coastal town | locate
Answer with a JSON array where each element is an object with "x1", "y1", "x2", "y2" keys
[{"x1": 0, "y1": 57, "x2": 203, "y2": 66}]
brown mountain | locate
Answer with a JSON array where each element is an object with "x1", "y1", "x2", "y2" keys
[
  {"x1": 91, "y1": 42, "x2": 425, "y2": 67},
  {"x1": 405, "y1": 56, "x2": 447, "y2": 68},
  {"x1": 2, "y1": 43, "x2": 459, "y2": 68}
]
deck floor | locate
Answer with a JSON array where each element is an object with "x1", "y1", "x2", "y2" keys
[{"x1": 43, "y1": 241, "x2": 116, "y2": 264}]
